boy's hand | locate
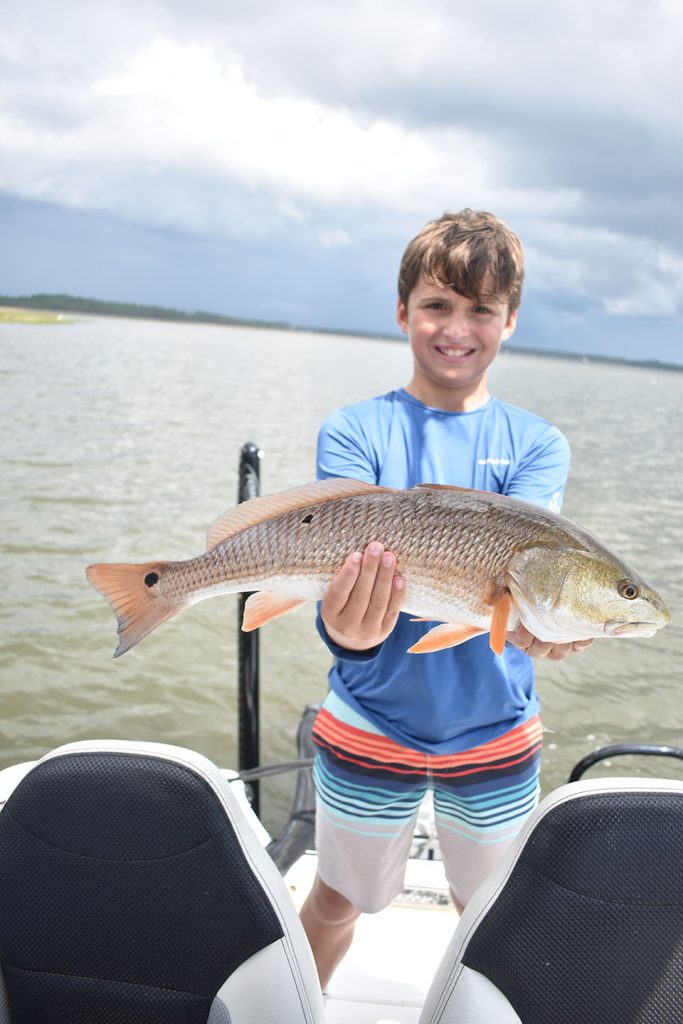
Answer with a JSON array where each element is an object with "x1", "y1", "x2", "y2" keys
[
  {"x1": 321, "y1": 542, "x2": 405, "y2": 651},
  {"x1": 507, "y1": 624, "x2": 594, "y2": 661}
]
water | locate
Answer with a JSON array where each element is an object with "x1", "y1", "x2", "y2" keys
[{"x1": 1, "y1": 316, "x2": 682, "y2": 834}]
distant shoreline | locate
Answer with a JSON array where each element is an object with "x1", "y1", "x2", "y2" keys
[
  {"x1": 501, "y1": 344, "x2": 681, "y2": 372},
  {"x1": 0, "y1": 293, "x2": 400, "y2": 343},
  {"x1": 0, "y1": 306, "x2": 73, "y2": 325},
  {"x1": 1, "y1": 292, "x2": 680, "y2": 372}
]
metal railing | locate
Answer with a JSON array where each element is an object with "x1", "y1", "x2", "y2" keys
[{"x1": 568, "y1": 743, "x2": 683, "y2": 782}]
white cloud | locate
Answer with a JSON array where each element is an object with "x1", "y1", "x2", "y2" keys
[
  {"x1": 0, "y1": 0, "x2": 680, "y2": 326},
  {"x1": 0, "y1": 33, "x2": 585, "y2": 235},
  {"x1": 526, "y1": 222, "x2": 683, "y2": 316},
  {"x1": 193, "y1": 0, "x2": 681, "y2": 132},
  {"x1": 276, "y1": 199, "x2": 307, "y2": 222},
  {"x1": 319, "y1": 229, "x2": 352, "y2": 247}
]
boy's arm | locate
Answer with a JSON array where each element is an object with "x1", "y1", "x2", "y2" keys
[
  {"x1": 316, "y1": 408, "x2": 378, "y2": 484},
  {"x1": 316, "y1": 410, "x2": 405, "y2": 653},
  {"x1": 504, "y1": 425, "x2": 592, "y2": 659},
  {"x1": 504, "y1": 425, "x2": 570, "y2": 512}
]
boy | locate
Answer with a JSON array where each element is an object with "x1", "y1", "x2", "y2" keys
[{"x1": 299, "y1": 209, "x2": 591, "y2": 988}]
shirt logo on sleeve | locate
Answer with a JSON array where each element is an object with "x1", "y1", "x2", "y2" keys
[{"x1": 477, "y1": 457, "x2": 511, "y2": 466}]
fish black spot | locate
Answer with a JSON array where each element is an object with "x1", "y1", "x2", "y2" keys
[
  {"x1": 302, "y1": 514, "x2": 314, "y2": 524},
  {"x1": 144, "y1": 572, "x2": 159, "y2": 587}
]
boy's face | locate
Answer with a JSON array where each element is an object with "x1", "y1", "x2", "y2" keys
[{"x1": 396, "y1": 275, "x2": 517, "y2": 410}]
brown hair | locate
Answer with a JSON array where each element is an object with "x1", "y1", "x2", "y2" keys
[{"x1": 397, "y1": 209, "x2": 525, "y2": 313}]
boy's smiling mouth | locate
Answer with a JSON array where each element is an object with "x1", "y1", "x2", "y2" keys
[{"x1": 435, "y1": 344, "x2": 476, "y2": 359}]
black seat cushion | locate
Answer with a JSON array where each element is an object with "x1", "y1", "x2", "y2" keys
[
  {"x1": 463, "y1": 790, "x2": 683, "y2": 1024},
  {"x1": 0, "y1": 751, "x2": 284, "y2": 1024}
]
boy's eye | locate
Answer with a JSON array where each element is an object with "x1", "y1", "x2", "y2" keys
[{"x1": 473, "y1": 305, "x2": 493, "y2": 315}]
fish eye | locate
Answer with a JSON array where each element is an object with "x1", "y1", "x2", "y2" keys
[{"x1": 618, "y1": 581, "x2": 639, "y2": 600}]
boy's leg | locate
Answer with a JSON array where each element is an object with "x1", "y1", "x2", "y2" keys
[
  {"x1": 299, "y1": 874, "x2": 360, "y2": 992},
  {"x1": 302, "y1": 694, "x2": 427, "y2": 985},
  {"x1": 432, "y1": 715, "x2": 543, "y2": 908}
]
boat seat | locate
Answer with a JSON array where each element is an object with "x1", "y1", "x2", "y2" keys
[
  {"x1": 0, "y1": 739, "x2": 325, "y2": 1024},
  {"x1": 418, "y1": 777, "x2": 683, "y2": 1024}
]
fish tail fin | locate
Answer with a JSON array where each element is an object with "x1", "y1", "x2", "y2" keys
[{"x1": 85, "y1": 560, "x2": 179, "y2": 658}]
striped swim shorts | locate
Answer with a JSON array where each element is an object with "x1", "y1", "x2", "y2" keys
[{"x1": 312, "y1": 691, "x2": 542, "y2": 913}]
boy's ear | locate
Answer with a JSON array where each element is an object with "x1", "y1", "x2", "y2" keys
[
  {"x1": 501, "y1": 309, "x2": 518, "y2": 342},
  {"x1": 396, "y1": 297, "x2": 409, "y2": 334}
]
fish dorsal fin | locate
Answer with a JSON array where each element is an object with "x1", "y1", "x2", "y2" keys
[
  {"x1": 207, "y1": 478, "x2": 391, "y2": 549},
  {"x1": 416, "y1": 482, "x2": 470, "y2": 492},
  {"x1": 415, "y1": 483, "x2": 491, "y2": 497}
]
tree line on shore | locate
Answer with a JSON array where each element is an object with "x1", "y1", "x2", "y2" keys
[{"x1": 0, "y1": 292, "x2": 291, "y2": 330}]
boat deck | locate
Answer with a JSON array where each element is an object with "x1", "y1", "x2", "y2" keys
[{"x1": 286, "y1": 851, "x2": 458, "y2": 1023}]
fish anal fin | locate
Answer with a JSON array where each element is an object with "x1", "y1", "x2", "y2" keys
[
  {"x1": 242, "y1": 591, "x2": 306, "y2": 631},
  {"x1": 489, "y1": 593, "x2": 512, "y2": 655},
  {"x1": 408, "y1": 622, "x2": 485, "y2": 654},
  {"x1": 208, "y1": 478, "x2": 393, "y2": 550}
]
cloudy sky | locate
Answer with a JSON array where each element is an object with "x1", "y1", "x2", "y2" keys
[{"x1": 1, "y1": 0, "x2": 681, "y2": 363}]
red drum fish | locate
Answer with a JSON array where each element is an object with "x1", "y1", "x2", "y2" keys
[{"x1": 86, "y1": 479, "x2": 670, "y2": 658}]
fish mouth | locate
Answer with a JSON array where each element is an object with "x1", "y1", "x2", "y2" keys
[{"x1": 604, "y1": 620, "x2": 663, "y2": 638}]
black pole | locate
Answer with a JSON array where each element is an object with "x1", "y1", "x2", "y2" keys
[{"x1": 237, "y1": 442, "x2": 263, "y2": 815}]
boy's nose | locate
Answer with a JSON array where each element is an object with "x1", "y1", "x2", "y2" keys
[{"x1": 442, "y1": 313, "x2": 469, "y2": 340}]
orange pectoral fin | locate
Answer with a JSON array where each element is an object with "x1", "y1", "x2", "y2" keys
[
  {"x1": 408, "y1": 622, "x2": 485, "y2": 654},
  {"x1": 242, "y1": 592, "x2": 306, "y2": 631},
  {"x1": 489, "y1": 593, "x2": 512, "y2": 655}
]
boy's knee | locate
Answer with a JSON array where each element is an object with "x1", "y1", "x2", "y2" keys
[{"x1": 308, "y1": 876, "x2": 361, "y2": 926}]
